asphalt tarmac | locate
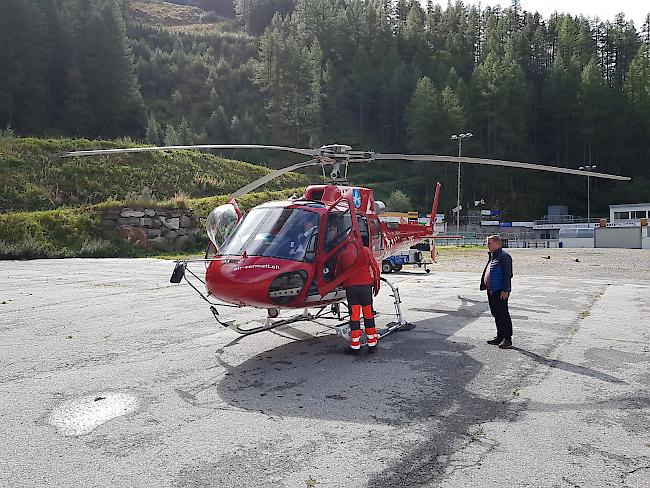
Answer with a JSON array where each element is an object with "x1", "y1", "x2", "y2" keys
[{"x1": 1, "y1": 258, "x2": 648, "y2": 487}]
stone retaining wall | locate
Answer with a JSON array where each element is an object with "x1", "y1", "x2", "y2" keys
[{"x1": 100, "y1": 207, "x2": 201, "y2": 250}]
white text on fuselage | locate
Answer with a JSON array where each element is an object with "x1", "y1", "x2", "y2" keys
[{"x1": 233, "y1": 264, "x2": 281, "y2": 272}]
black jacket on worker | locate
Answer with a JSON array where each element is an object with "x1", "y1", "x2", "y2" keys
[{"x1": 480, "y1": 248, "x2": 513, "y2": 293}]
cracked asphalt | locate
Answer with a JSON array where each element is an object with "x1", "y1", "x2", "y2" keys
[{"x1": 0, "y1": 253, "x2": 649, "y2": 487}]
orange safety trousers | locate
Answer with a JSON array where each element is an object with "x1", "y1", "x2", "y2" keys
[{"x1": 349, "y1": 304, "x2": 377, "y2": 350}]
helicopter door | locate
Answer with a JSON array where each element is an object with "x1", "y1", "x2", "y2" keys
[{"x1": 316, "y1": 193, "x2": 363, "y2": 297}]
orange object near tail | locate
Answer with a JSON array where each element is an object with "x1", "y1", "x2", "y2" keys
[
  {"x1": 429, "y1": 181, "x2": 441, "y2": 234},
  {"x1": 429, "y1": 181, "x2": 441, "y2": 262}
]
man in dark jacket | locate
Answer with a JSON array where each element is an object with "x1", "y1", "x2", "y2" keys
[{"x1": 480, "y1": 235, "x2": 514, "y2": 349}]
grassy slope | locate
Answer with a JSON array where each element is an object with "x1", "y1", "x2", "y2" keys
[
  {"x1": 0, "y1": 137, "x2": 311, "y2": 212},
  {"x1": 126, "y1": 0, "x2": 235, "y2": 32},
  {"x1": 0, "y1": 187, "x2": 306, "y2": 259}
]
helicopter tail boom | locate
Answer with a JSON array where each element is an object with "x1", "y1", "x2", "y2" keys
[{"x1": 430, "y1": 181, "x2": 441, "y2": 234}]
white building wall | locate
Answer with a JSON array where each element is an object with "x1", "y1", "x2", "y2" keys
[
  {"x1": 610, "y1": 203, "x2": 650, "y2": 222},
  {"x1": 560, "y1": 238, "x2": 594, "y2": 248},
  {"x1": 595, "y1": 227, "x2": 642, "y2": 249}
]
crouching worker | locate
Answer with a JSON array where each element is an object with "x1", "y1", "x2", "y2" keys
[{"x1": 344, "y1": 246, "x2": 381, "y2": 354}]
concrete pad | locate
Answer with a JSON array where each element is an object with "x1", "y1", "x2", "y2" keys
[{"x1": 0, "y1": 258, "x2": 648, "y2": 487}]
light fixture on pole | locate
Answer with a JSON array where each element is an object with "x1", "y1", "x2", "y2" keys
[
  {"x1": 451, "y1": 133, "x2": 473, "y2": 234},
  {"x1": 579, "y1": 165, "x2": 597, "y2": 224}
]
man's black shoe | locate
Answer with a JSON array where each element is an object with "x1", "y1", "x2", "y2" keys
[
  {"x1": 498, "y1": 339, "x2": 513, "y2": 349},
  {"x1": 487, "y1": 337, "x2": 503, "y2": 345},
  {"x1": 367, "y1": 346, "x2": 377, "y2": 354}
]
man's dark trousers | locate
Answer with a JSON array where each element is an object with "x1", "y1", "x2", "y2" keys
[{"x1": 487, "y1": 291, "x2": 512, "y2": 340}]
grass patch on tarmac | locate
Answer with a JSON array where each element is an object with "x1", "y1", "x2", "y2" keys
[
  {"x1": 155, "y1": 251, "x2": 204, "y2": 260},
  {"x1": 436, "y1": 245, "x2": 485, "y2": 255}
]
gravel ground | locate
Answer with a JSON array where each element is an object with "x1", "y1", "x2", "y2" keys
[
  {"x1": 1, "y1": 258, "x2": 648, "y2": 487},
  {"x1": 431, "y1": 247, "x2": 650, "y2": 281}
]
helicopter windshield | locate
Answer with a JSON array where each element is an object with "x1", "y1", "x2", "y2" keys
[{"x1": 218, "y1": 207, "x2": 320, "y2": 262}]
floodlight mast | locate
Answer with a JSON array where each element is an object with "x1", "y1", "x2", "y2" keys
[
  {"x1": 579, "y1": 165, "x2": 597, "y2": 224},
  {"x1": 451, "y1": 133, "x2": 473, "y2": 234}
]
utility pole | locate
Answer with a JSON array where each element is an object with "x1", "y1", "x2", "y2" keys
[
  {"x1": 579, "y1": 165, "x2": 597, "y2": 224},
  {"x1": 451, "y1": 133, "x2": 473, "y2": 234}
]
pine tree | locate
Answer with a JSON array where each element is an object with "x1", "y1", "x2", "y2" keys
[
  {"x1": 177, "y1": 118, "x2": 195, "y2": 145},
  {"x1": 441, "y1": 86, "x2": 465, "y2": 133},
  {"x1": 578, "y1": 56, "x2": 608, "y2": 164},
  {"x1": 0, "y1": 0, "x2": 48, "y2": 133},
  {"x1": 163, "y1": 124, "x2": 180, "y2": 146},
  {"x1": 85, "y1": 0, "x2": 144, "y2": 137},
  {"x1": 405, "y1": 77, "x2": 441, "y2": 153},
  {"x1": 623, "y1": 46, "x2": 650, "y2": 122},
  {"x1": 145, "y1": 114, "x2": 162, "y2": 145}
]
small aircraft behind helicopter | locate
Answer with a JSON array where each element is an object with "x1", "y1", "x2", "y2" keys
[{"x1": 62, "y1": 143, "x2": 630, "y2": 340}]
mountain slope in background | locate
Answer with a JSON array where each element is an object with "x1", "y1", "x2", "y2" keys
[
  {"x1": 127, "y1": 0, "x2": 236, "y2": 31},
  {"x1": 0, "y1": 137, "x2": 311, "y2": 212}
]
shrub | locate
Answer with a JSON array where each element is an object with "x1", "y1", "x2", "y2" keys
[
  {"x1": 386, "y1": 190, "x2": 412, "y2": 212},
  {"x1": 79, "y1": 239, "x2": 119, "y2": 257}
]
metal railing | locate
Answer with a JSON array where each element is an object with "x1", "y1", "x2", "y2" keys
[{"x1": 534, "y1": 215, "x2": 601, "y2": 226}]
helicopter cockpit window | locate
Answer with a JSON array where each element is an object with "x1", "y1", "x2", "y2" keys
[
  {"x1": 325, "y1": 201, "x2": 353, "y2": 252},
  {"x1": 357, "y1": 215, "x2": 369, "y2": 247},
  {"x1": 218, "y1": 207, "x2": 319, "y2": 262}
]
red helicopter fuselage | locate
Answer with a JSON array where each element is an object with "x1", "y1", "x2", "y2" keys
[{"x1": 204, "y1": 183, "x2": 441, "y2": 310}]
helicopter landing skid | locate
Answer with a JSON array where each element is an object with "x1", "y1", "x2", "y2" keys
[{"x1": 210, "y1": 306, "x2": 341, "y2": 336}]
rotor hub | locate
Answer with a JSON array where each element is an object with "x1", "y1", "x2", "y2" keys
[{"x1": 317, "y1": 145, "x2": 375, "y2": 183}]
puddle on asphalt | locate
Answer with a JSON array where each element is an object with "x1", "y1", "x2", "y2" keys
[{"x1": 48, "y1": 392, "x2": 139, "y2": 436}]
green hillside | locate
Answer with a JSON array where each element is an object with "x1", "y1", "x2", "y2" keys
[
  {"x1": 126, "y1": 0, "x2": 236, "y2": 32},
  {"x1": 0, "y1": 187, "x2": 305, "y2": 260},
  {"x1": 0, "y1": 136, "x2": 312, "y2": 212}
]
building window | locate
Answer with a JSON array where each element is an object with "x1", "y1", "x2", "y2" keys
[
  {"x1": 614, "y1": 211, "x2": 630, "y2": 220},
  {"x1": 632, "y1": 210, "x2": 648, "y2": 219}
]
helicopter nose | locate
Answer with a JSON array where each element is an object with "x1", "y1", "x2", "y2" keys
[{"x1": 206, "y1": 258, "x2": 311, "y2": 308}]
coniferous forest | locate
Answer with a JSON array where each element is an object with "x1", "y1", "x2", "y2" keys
[{"x1": 1, "y1": 0, "x2": 649, "y2": 218}]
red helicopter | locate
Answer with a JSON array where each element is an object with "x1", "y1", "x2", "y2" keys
[{"x1": 63, "y1": 144, "x2": 629, "y2": 339}]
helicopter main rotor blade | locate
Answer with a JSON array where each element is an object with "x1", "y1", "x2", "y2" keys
[
  {"x1": 373, "y1": 154, "x2": 630, "y2": 181},
  {"x1": 60, "y1": 144, "x2": 319, "y2": 158},
  {"x1": 231, "y1": 159, "x2": 321, "y2": 198}
]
